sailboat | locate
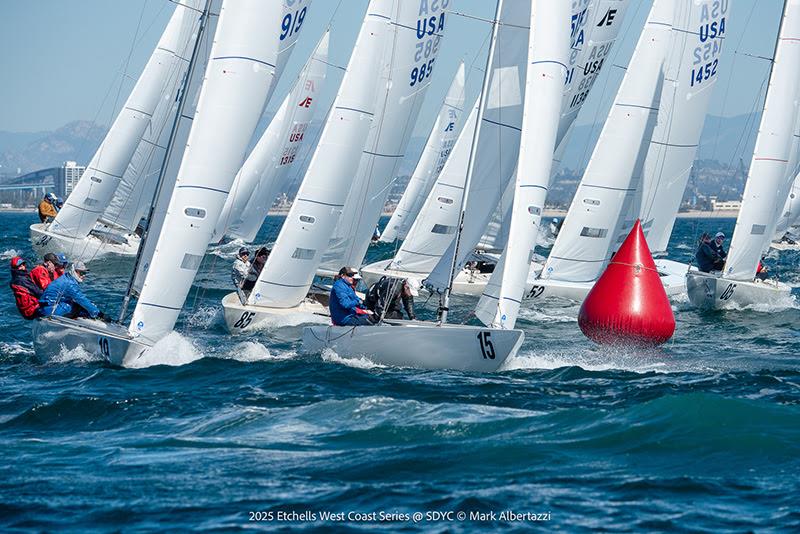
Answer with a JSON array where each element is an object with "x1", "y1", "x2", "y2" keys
[
  {"x1": 379, "y1": 62, "x2": 466, "y2": 245},
  {"x1": 687, "y1": 0, "x2": 799, "y2": 310},
  {"x1": 359, "y1": 0, "x2": 631, "y2": 296},
  {"x1": 32, "y1": 0, "x2": 296, "y2": 365},
  {"x1": 519, "y1": 0, "x2": 727, "y2": 303},
  {"x1": 30, "y1": 0, "x2": 204, "y2": 261},
  {"x1": 771, "y1": 172, "x2": 800, "y2": 249},
  {"x1": 300, "y1": 0, "x2": 569, "y2": 372},
  {"x1": 221, "y1": 0, "x2": 449, "y2": 333}
]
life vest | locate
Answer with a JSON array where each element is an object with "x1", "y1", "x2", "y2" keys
[{"x1": 10, "y1": 281, "x2": 41, "y2": 319}]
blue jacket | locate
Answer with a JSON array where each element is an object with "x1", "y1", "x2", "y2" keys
[
  {"x1": 695, "y1": 241, "x2": 722, "y2": 273},
  {"x1": 329, "y1": 277, "x2": 363, "y2": 325},
  {"x1": 39, "y1": 273, "x2": 100, "y2": 318}
]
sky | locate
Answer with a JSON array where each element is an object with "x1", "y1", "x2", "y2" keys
[{"x1": 0, "y1": 0, "x2": 785, "y2": 136}]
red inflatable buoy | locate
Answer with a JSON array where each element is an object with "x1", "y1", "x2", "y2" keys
[{"x1": 578, "y1": 219, "x2": 675, "y2": 345}]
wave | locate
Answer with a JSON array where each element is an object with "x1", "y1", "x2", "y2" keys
[
  {"x1": 126, "y1": 332, "x2": 204, "y2": 369},
  {"x1": 213, "y1": 341, "x2": 298, "y2": 362},
  {"x1": 1, "y1": 248, "x2": 21, "y2": 260},
  {"x1": 321, "y1": 348, "x2": 385, "y2": 369}
]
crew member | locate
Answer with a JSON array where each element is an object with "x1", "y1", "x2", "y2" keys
[
  {"x1": 39, "y1": 261, "x2": 101, "y2": 319},
  {"x1": 695, "y1": 233, "x2": 725, "y2": 273},
  {"x1": 242, "y1": 247, "x2": 269, "y2": 293},
  {"x1": 9, "y1": 256, "x2": 42, "y2": 319},
  {"x1": 30, "y1": 252, "x2": 66, "y2": 291},
  {"x1": 756, "y1": 257, "x2": 769, "y2": 281},
  {"x1": 232, "y1": 247, "x2": 250, "y2": 304},
  {"x1": 711, "y1": 231, "x2": 728, "y2": 259},
  {"x1": 365, "y1": 276, "x2": 418, "y2": 320},
  {"x1": 38, "y1": 193, "x2": 59, "y2": 223},
  {"x1": 329, "y1": 267, "x2": 374, "y2": 326}
]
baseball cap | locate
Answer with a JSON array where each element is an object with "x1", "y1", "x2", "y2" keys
[
  {"x1": 43, "y1": 252, "x2": 59, "y2": 265},
  {"x1": 56, "y1": 253, "x2": 68, "y2": 266},
  {"x1": 715, "y1": 232, "x2": 725, "y2": 239},
  {"x1": 238, "y1": 247, "x2": 250, "y2": 257},
  {"x1": 72, "y1": 261, "x2": 89, "y2": 274},
  {"x1": 338, "y1": 266, "x2": 361, "y2": 279},
  {"x1": 10, "y1": 256, "x2": 26, "y2": 269}
]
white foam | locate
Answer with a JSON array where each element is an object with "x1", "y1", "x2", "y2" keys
[
  {"x1": 187, "y1": 305, "x2": 222, "y2": 329},
  {"x1": 215, "y1": 341, "x2": 297, "y2": 362},
  {"x1": 126, "y1": 332, "x2": 204, "y2": 368},
  {"x1": 0, "y1": 341, "x2": 34, "y2": 357},
  {"x1": 321, "y1": 347, "x2": 385, "y2": 369},
  {"x1": 50, "y1": 343, "x2": 103, "y2": 364},
  {"x1": 517, "y1": 305, "x2": 579, "y2": 324},
  {"x1": 502, "y1": 347, "x2": 675, "y2": 374},
  {"x1": 1, "y1": 249, "x2": 21, "y2": 260}
]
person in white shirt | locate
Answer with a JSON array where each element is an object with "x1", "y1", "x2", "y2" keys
[{"x1": 232, "y1": 247, "x2": 251, "y2": 304}]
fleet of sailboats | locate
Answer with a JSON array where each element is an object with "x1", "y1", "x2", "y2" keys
[{"x1": 25, "y1": 0, "x2": 800, "y2": 369}]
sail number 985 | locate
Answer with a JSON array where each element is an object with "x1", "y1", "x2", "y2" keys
[{"x1": 410, "y1": 59, "x2": 435, "y2": 87}]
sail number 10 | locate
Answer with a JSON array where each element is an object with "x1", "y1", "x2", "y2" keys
[{"x1": 477, "y1": 331, "x2": 495, "y2": 359}]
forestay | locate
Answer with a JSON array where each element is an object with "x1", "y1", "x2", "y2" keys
[
  {"x1": 51, "y1": 1, "x2": 203, "y2": 241},
  {"x1": 380, "y1": 61, "x2": 466, "y2": 243},
  {"x1": 319, "y1": 0, "x2": 450, "y2": 272},
  {"x1": 539, "y1": 0, "x2": 672, "y2": 285},
  {"x1": 214, "y1": 30, "x2": 329, "y2": 242},
  {"x1": 637, "y1": 0, "x2": 730, "y2": 254},
  {"x1": 129, "y1": 0, "x2": 286, "y2": 343},
  {"x1": 426, "y1": 0, "x2": 631, "y2": 291},
  {"x1": 725, "y1": 0, "x2": 800, "y2": 280},
  {"x1": 475, "y1": 0, "x2": 571, "y2": 329},
  {"x1": 248, "y1": 0, "x2": 392, "y2": 309}
]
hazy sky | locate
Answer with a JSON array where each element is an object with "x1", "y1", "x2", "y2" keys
[{"x1": 0, "y1": 0, "x2": 784, "y2": 136}]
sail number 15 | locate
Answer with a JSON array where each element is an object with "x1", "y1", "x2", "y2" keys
[{"x1": 477, "y1": 331, "x2": 495, "y2": 359}]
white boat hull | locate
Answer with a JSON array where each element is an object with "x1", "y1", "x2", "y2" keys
[
  {"x1": 302, "y1": 320, "x2": 524, "y2": 372},
  {"x1": 221, "y1": 291, "x2": 329, "y2": 334},
  {"x1": 31, "y1": 315, "x2": 150, "y2": 367},
  {"x1": 30, "y1": 223, "x2": 140, "y2": 261},
  {"x1": 770, "y1": 241, "x2": 800, "y2": 251},
  {"x1": 524, "y1": 258, "x2": 688, "y2": 302},
  {"x1": 685, "y1": 270, "x2": 793, "y2": 310}
]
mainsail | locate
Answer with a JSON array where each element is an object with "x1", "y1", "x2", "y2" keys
[
  {"x1": 129, "y1": 0, "x2": 287, "y2": 342},
  {"x1": 725, "y1": 0, "x2": 800, "y2": 280},
  {"x1": 380, "y1": 62, "x2": 466, "y2": 244}
]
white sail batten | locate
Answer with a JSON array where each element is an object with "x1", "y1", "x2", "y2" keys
[
  {"x1": 540, "y1": 0, "x2": 672, "y2": 285},
  {"x1": 51, "y1": 1, "x2": 201, "y2": 240},
  {"x1": 248, "y1": 1, "x2": 393, "y2": 309},
  {"x1": 319, "y1": 1, "x2": 450, "y2": 272},
  {"x1": 637, "y1": 0, "x2": 729, "y2": 254},
  {"x1": 129, "y1": 0, "x2": 285, "y2": 342},
  {"x1": 380, "y1": 62, "x2": 466, "y2": 243},
  {"x1": 426, "y1": 0, "x2": 631, "y2": 291},
  {"x1": 476, "y1": 0, "x2": 570, "y2": 329},
  {"x1": 725, "y1": 0, "x2": 800, "y2": 280},
  {"x1": 215, "y1": 30, "x2": 330, "y2": 242}
]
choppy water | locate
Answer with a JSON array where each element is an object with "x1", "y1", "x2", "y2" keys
[{"x1": 1, "y1": 212, "x2": 799, "y2": 532}]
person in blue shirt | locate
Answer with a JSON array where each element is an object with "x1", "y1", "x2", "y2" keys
[
  {"x1": 695, "y1": 232, "x2": 725, "y2": 273},
  {"x1": 329, "y1": 266, "x2": 375, "y2": 326},
  {"x1": 39, "y1": 261, "x2": 103, "y2": 319}
]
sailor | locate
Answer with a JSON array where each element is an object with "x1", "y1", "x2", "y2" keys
[
  {"x1": 371, "y1": 225, "x2": 381, "y2": 243},
  {"x1": 9, "y1": 256, "x2": 43, "y2": 320},
  {"x1": 329, "y1": 266, "x2": 375, "y2": 326},
  {"x1": 30, "y1": 252, "x2": 67, "y2": 291},
  {"x1": 756, "y1": 257, "x2": 769, "y2": 281},
  {"x1": 232, "y1": 247, "x2": 251, "y2": 304},
  {"x1": 711, "y1": 231, "x2": 728, "y2": 259},
  {"x1": 39, "y1": 261, "x2": 102, "y2": 319},
  {"x1": 241, "y1": 247, "x2": 269, "y2": 293},
  {"x1": 550, "y1": 217, "x2": 563, "y2": 237},
  {"x1": 37, "y1": 193, "x2": 59, "y2": 223},
  {"x1": 364, "y1": 276, "x2": 418, "y2": 320},
  {"x1": 695, "y1": 233, "x2": 725, "y2": 273}
]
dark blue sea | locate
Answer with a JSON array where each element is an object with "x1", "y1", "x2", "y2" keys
[{"x1": 1, "y1": 212, "x2": 799, "y2": 532}]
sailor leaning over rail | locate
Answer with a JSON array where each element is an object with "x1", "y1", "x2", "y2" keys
[{"x1": 329, "y1": 267, "x2": 375, "y2": 327}]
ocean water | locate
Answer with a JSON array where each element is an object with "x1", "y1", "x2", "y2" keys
[{"x1": 1, "y1": 212, "x2": 799, "y2": 532}]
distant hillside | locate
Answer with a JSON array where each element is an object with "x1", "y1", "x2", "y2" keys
[{"x1": 0, "y1": 121, "x2": 107, "y2": 175}]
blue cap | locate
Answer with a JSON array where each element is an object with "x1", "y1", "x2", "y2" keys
[{"x1": 56, "y1": 253, "x2": 68, "y2": 266}]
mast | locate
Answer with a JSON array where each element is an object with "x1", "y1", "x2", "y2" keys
[
  {"x1": 118, "y1": 0, "x2": 213, "y2": 322},
  {"x1": 439, "y1": 0, "x2": 502, "y2": 325}
]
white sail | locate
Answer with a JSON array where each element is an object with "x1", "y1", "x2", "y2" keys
[
  {"x1": 637, "y1": 0, "x2": 730, "y2": 254},
  {"x1": 725, "y1": 0, "x2": 800, "y2": 280},
  {"x1": 129, "y1": 0, "x2": 285, "y2": 342},
  {"x1": 247, "y1": 1, "x2": 394, "y2": 309},
  {"x1": 380, "y1": 62, "x2": 466, "y2": 243},
  {"x1": 476, "y1": 0, "x2": 571, "y2": 329},
  {"x1": 476, "y1": 175, "x2": 513, "y2": 253},
  {"x1": 388, "y1": 98, "x2": 480, "y2": 275},
  {"x1": 539, "y1": 0, "x2": 673, "y2": 285},
  {"x1": 774, "y1": 172, "x2": 800, "y2": 239},
  {"x1": 426, "y1": 0, "x2": 631, "y2": 291},
  {"x1": 214, "y1": 30, "x2": 330, "y2": 242},
  {"x1": 50, "y1": 1, "x2": 202, "y2": 241},
  {"x1": 319, "y1": 0, "x2": 450, "y2": 272},
  {"x1": 100, "y1": 4, "x2": 204, "y2": 233}
]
